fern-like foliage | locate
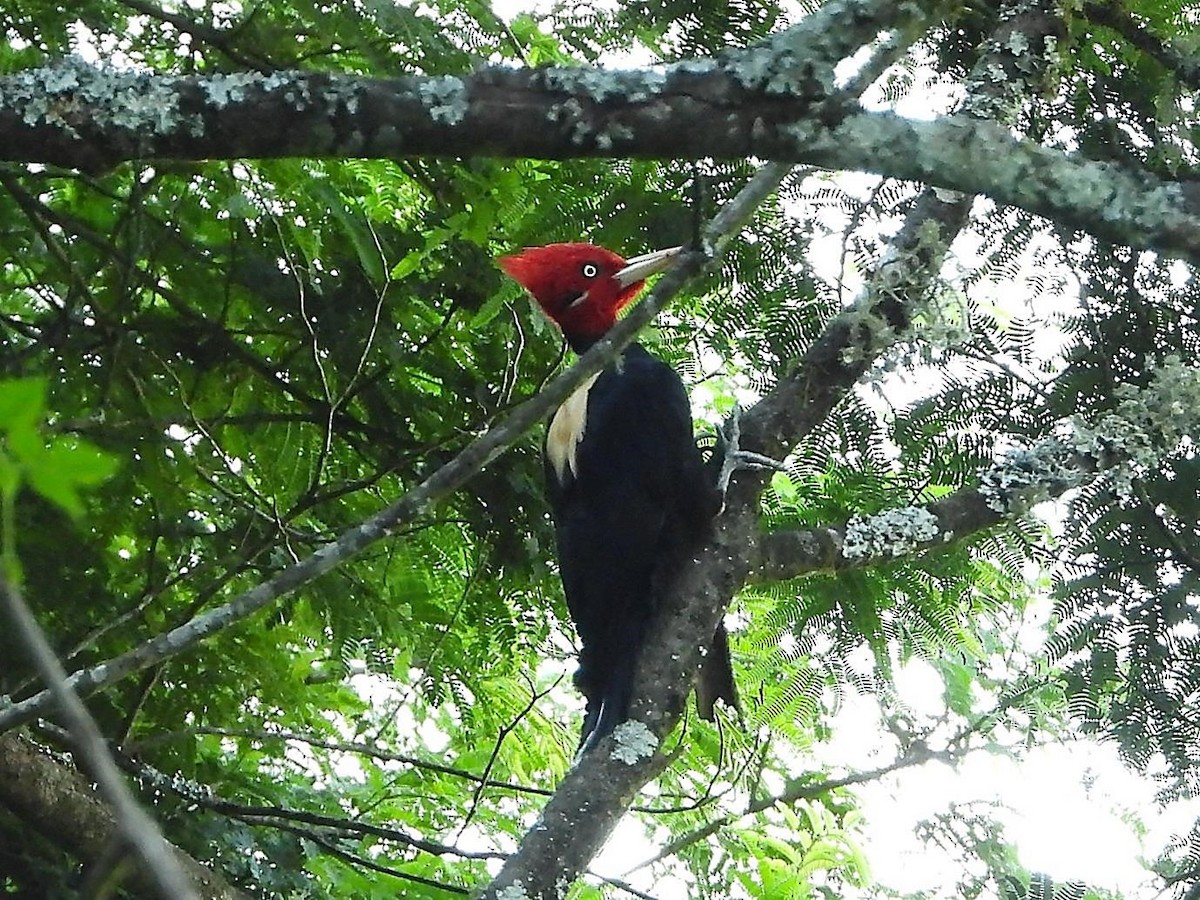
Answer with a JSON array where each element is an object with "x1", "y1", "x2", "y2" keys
[{"x1": 1044, "y1": 241, "x2": 1200, "y2": 799}]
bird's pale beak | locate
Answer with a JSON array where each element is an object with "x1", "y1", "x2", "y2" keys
[{"x1": 613, "y1": 246, "x2": 683, "y2": 289}]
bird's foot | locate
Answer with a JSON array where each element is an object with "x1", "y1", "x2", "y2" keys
[{"x1": 713, "y1": 403, "x2": 787, "y2": 497}]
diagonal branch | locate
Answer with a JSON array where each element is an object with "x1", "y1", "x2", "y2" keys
[
  {"x1": 0, "y1": 578, "x2": 202, "y2": 899},
  {"x1": 0, "y1": 144, "x2": 778, "y2": 738},
  {"x1": 457, "y1": 674, "x2": 562, "y2": 840},
  {"x1": 0, "y1": 264, "x2": 682, "y2": 733},
  {"x1": 737, "y1": 0, "x2": 1066, "y2": 469},
  {"x1": 122, "y1": 748, "x2": 508, "y2": 864}
]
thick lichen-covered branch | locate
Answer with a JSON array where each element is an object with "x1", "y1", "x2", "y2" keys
[
  {"x1": 2, "y1": 7, "x2": 1199, "y2": 263},
  {"x1": 751, "y1": 357, "x2": 1200, "y2": 582},
  {"x1": 0, "y1": 0, "x2": 917, "y2": 169}
]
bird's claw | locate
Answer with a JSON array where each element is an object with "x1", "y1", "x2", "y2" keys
[
  {"x1": 712, "y1": 403, "x2": 786, "y2": 497},
  {"x1": 726, "y1": 449, "x2": 788, "y2": 472}
]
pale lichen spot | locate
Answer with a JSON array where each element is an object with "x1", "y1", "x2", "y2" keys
[
  {"x1": 975, "y1": 359, "x2": 1199, "y2": 514},
  {"x1": 0, "y1": 56, "x2": 185, "y2": 136},
  {"x1": 417, "y1": 76, "x2": 468, "y2": 125},
  {"x1": 495, "y1": 881, "x2": 531, "y2": 900},
  {"x1": 610, "y1": 720, "x2": 658, "y2": 765},
  {"x1": 978, "y1": 440, "x2": 1081, "y2": 514},
  {"x1": 842, "y1": 506, "x2": 940, "y2": 559}
]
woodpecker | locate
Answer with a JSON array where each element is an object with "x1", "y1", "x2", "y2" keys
[{"x1": 499, "y1": 242, "x2": 739, "y2": 753}]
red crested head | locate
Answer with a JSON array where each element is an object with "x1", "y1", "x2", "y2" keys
[{"x1": 498, "y1": 242, "x2": 680, "y2": 350}]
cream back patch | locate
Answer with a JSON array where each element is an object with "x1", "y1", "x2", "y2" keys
[{"x1": 546, "y1": 372, "x2": 602, "y2": 483}]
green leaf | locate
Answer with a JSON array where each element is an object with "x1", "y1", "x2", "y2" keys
[
  {"x1": 0, "y1": 378, "x2": 46, "y2": 432},
  {"x1": 936, "y1": 657, "x2": 977, "y2": 717},
  {"x1": 23, "y1": 438, "x2": 117, "y2": 519}
]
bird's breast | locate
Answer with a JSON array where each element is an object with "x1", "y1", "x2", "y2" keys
[{"x1": 546, "y1": 372, "x2": 602, "y2": 483}]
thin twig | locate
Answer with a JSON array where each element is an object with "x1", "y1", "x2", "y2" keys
[
  {"x1": 628, "y1": 743, "x2": 946, "y2": 873},
  {"x1": 132, "y1": 725, "x2": 557, "y2": 798},
  {"x1": 0, "y1": 577, "x2": 199, "y2": 899},
  {"x1": 587, "y1": 872, "x2": 661, "y2": 900},
  {"x1": 457, "y1": 673, "x2": 563, "y2": 840},
  {"x1": 267, "y1": 820, "x2": 473, "y2": 895}
]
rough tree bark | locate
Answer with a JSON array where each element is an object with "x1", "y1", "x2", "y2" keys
[
  {"x1": 1, "y1": 3, "x2": 1198, "y2": 262},
  {"x1": 0, "y1": 732, "x2": 250, "y2": 900}
]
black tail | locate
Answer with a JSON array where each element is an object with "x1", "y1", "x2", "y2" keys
[
  {"x1": 695, "y1": 622, "x2": 739, "y2": 721},
  {"x1": 577, "y1": 622, "x2": 738, "y2": 754},
  {"x1": 576, "y1": 668, "x2": 635, "y2": 756},
  {"x1": 574, "y1": 614, "x2": 645, "y2": 755}
]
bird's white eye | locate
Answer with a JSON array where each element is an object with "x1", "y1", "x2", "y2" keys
[{"x1": 581, "y1": 263, "x2": 599, "y2": 278}]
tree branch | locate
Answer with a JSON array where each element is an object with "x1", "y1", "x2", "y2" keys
[
  {"x1": 129, "y1": 757, "x2": 509, "y2": 864},
  {"x1": 748, "y1": 435, "x2": 1105, "y2": 583},
  {"x1": 0, "y1": 732, "x2": 251, "y2": 899},
  {"x1": 115, "y1": 0, "x2": 275, "y2": 70},
  {"x1": 259, "y1": 819, "x2": 473, "y2": 895},
  {"x1": 135, "y1": 724, "x2": 554, "y2": 795},
  {"x1": 736, "y1": 0, "x2": 1066, "y2": 467},
  {"x1": 0, "y1": 576, "x2": 201, "y2": 898},
  {"x1": 3, "y1": 7, "x2": 1198, "y2": 263}
]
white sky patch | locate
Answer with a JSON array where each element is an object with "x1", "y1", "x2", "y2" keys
[
  {"x1": 491, "y1": 0, "x2": 550, "y2": 19},
  {"x1": 850, "y1": 742, "x2": 1173, "y2": 897},
  {"x1": 807, "y1": 682, "x2": 1161, "y2": 897},
  {"x1": 891, "y1": 656, "x2": 944, "y2": 719}
]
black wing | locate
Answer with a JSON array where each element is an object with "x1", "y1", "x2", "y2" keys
[{"x1": 545, "y1": 343, "x2": 732, "y2": 751}]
